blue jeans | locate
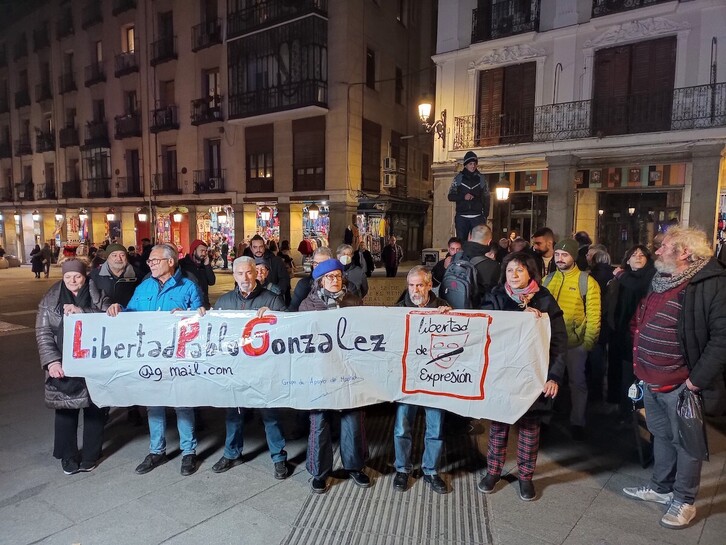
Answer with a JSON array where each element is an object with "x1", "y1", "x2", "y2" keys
[
  {"x1": 147, "y1": 407, "x2": 196, "y2": 456},
  {"x1": 223, "y1": 408, "x2": 287, "y2": 463},
  {"x1": 454, "y1": 214, "x2": 485, "y2": 241},
  {"x1": 393, "y1": 403, "x2": 445, "y2": 475},
  {"x1": 307, "y1": 409, "x2": 366, "y2": 479}
]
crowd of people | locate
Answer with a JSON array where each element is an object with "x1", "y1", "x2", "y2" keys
[{"x1": 34, "y1": 218, "x2": 726, "y2": 530}]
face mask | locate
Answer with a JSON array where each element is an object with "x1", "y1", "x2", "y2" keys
[{"x1": 339, "y1": 255, "x2": 352, "y2": 266}]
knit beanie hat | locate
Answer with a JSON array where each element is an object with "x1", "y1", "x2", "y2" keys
[
  {"x1": 105, "y1": 243, "x2": 127, "y2": 256},
  {"x1": 312, "y1": 259, "x2": 344, "y2": 280},
  {"x1": 189, "y1": 239, "x2": 207, "y2": 255},
  {"x1": 553, "y1": 238, "x2": 579, "y2": 258},
  {"x1": 463, "y1": 151, "x2": 478, "y2": 167},
  {"x1": 61, "y1": 259, "x2": 87, "y2": 276},
  {"x1": 254, "y1": 257, "x2": 271, "y2": 270}
]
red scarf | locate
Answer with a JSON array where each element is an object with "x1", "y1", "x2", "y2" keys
[{"x1": 504, "y1": 279, "x2": 540, "y2": 308}]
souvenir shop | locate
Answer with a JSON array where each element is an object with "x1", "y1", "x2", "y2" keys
[
  {"x1": 196, "y1": 205, "x2": 235, "y2": 267},
  {"x1": 256, "y1": 203, "x2": 280, "y2": 242},
  {"x1": 297, "y1": 203, "x2": 330, "y2": 270},
  {"x1": 356, "y1": 197, "x2": 428, "y2": 262},
  {"x1": 155, "y1": 206, "x2": 191, "y2": 256}
]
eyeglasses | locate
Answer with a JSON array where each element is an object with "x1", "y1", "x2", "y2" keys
[
  {"x1": 147, "y1": 258, "x2": 170, "y2": 266},
  {"x1": 322, "y1": 273, "x2": 343, "y2": 281}
]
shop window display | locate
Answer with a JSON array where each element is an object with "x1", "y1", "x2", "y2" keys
[{"x1": 257, "y1": 205, "x2": 280, "y2": 241}]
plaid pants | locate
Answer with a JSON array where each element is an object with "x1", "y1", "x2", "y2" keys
[{"x1": 486, "y1": 416, "x2": 541, "y2": 481}]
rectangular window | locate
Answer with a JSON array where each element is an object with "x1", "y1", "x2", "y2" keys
[
  {"x1": 361, "y1": 118, "x2": 381, "y2": 193},
  {"x1": 123, "y1": 91, "x2": 137, "y2": 114},
  {"x1": 63, "y1": 51, "x2": 74, "y2": 73},
  {"x1": 123, "y1": 26, "x2": 135, "y2": 53},
  {"x1": 293, "y1": 116, "x2": 325, "y2": 192},
  {"x1": 65, "y1": 107, "x2": 76, "y2": 127},
  {"x1": 390, "y1": 130, "x2": 407, "y2": 196},
  {"x1": 158, "y1": 11, "x2": 174, "y2": 36},
  {"x1": 395, "y1": 66, "x2": 403, "y2": 105},
  {"x1": 204, "y1": 68, "x2": 220, "y2": 97},
  {"x1": 397, "y1": 0, "x2": 408, "y2": 26},
  {"x1": 159, "y1": 80, "x2": 175, "y2": 106},
  {"x1": 92, "y1": 99, "x2": 105, "y2": 121},
  {"x1": 246, "y1": 124, "x2": 273, "y2": 193},
  {"x1": 95, "y1": 40, "x2": 102, "y2": 62},
  {"x1": 45, "y1": 162, "x2": 54, "y2": 185},
  {"x1": 366, "y1": 48, "x2": 376, "y2": 89}
]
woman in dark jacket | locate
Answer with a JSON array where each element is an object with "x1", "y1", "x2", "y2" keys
[
  {"x1": 36, "y1": 258, "x2": 111, "y2": 475},
  {"x1": 30, "y1": 244, "x2": 44, "y2": 278},
  {"x1": 606, "y1": 244, "x2": 656, "y2": 411},
  {"x1": 478, "y1": 252, "x2": 567, "y2": 501},
  {"x1": 299, "y1": 259, "x2": 370, "y2": 494}
]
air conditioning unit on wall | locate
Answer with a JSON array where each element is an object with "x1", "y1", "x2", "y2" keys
[
  {"x1": 383, "y1": 157, "x2": 396, "y2": 172},
  {"x1": 383, "y1": 173, "x2": 397, "y2": 188}
]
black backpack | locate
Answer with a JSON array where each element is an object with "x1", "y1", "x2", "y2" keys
[{"x1": 440, "y1": 251, "x2": 486, "y2": 309}]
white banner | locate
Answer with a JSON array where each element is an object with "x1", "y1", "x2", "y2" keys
[{"x1": 62, "y1": 308, "x2": 551, "y2": 424}]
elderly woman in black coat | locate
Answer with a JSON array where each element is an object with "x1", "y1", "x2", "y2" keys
[
  {"x1": 36, "y1": 258, "x2": 110, "y2": 475},
  {"x1": 478, "y1": 252, "x2": 567, "y2": 501}
]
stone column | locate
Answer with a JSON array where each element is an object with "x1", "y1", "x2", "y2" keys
[
  {"x1": 328, "y1": 201, "x2": 358, "y2": 250},
  {"x1": 688, "y1": 143, "x2": 724, "y2": 244},
  {"x1": 545, "y1": 154, "x2": 577, "y2": 241},
  {"x1": 276, "y1": 202, "x2": 290, "y2": 245},
  {"x1": 431, "y1": 164, "x2": 457, "y2": 249}
]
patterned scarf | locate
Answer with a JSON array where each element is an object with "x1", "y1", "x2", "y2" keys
[
  {"x1": 651, "y1": 258, "x2": 708, "y2": 293},
  {"x1": 504, "y1": 279, "x2": 540, "y2": 308},
  {"x1": 317, "y1": 286, "x2": 347, "y2": 309}
]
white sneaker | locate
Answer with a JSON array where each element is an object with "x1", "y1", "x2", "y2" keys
[
  {"x1": 622, "y1": 485, "x2": 673, "y2": 505},
  {"x1": 660, "y1": 500, "x2": 696, "y2": 529}
]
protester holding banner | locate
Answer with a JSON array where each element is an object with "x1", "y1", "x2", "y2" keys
[
  {"x1": 211, "y1": 256, "x2": 290, "y2": 479},
  {"x1": 299, "y1": 259, "x2": 371, "y2": 493},
  {"x1": 36, "y1": 258, "x2": 111, "y2": 475},
  {"x1": 479, "y1": 251, "x2": 567, "y2": 501},
  {"x1": 107, "y1": 243, "x2": 204, "y2": 477},
  {"x1": 393, "y1": 266, "x2": 451, "y2": 494}
]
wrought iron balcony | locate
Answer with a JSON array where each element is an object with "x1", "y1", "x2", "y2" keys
[
  {"x1": 84, "y1": 62, "x2": 106, "y2": 87},
  {"x1": 58, "y1": 73, "x2": 76, "y2": 94},
  {"x1": 59, "y1": 126, "x2": 79, "y2": 148},
  {"x1": 228, "y1": 0, "x2": 328, "y2": 39},
  {"x1": 84, "y1": 120, "x2": 110, "y2": 148},
  {"x1": 117, "y1": 175, "x2": 143, "y2": 197},
  {"x1": 13, "y1": 38, "x2": 27, "y2": 61},
  {"x1": 15, "y1": 181, "x2": 34, "y2": 201},
  {"x1": 191, "y1": 95, "x2": 223, "y2": 125},
  {"x1": 229, "y1": 79, "x2": 327, "y2": 119},
  {"x1": 36, "y1": 183, "x2": 56, "y2": 200},
  {"x1": 14, "y1": 89, "x2": 31, "y2": 108},
  {"x1": 14, "y1": 137, "x2": 32, "y2": 156},
  {"x1": 150, "y1": 36, "x2": 177, "y2": 66},
  {"x1": 193, "y1": 169, "x2": 226, "y2": 193},
  {"x1": 112, "y1": 0, "x2": 136, "y2": 16},
  {"x1": 153, "y1": 172, "x2": 182, "y2": 195},
  {"x1": 114, "y1": 112, "x2": 142, "y2": 139},
  {"x1": 36, "y1": 130, "x2": 55, "y2": 152},
  {"x1": 33, "y1": 27, "x2": 50, "y2": 52},
  {"x1": 0, "y1": 185, "x2": 12, "y2": 201},
  {"x1": 472, "y1": 1, "x2": 540, "y2": 44},
  {"x1": 0, "y1": 140, "x2": 11, "y2": 158},
  {"x1": 453, "y1": 82, "x2": 726, "y2": 150},
  {"x1": 82, "y1": 1, "x2": 103, "y2": 29},
  {"x1": 62, "y1": 179, "x2": 82, "y2": 198},
  {"x1": 150, "y1": 105, "x2": 179, "y2": 133},
  {"x1": 115, "y1": 51, "x2": 139, "y2": 77},
  {"x1": 56, "y1": 12, "x2": 74, "y2": 40},
  {"x1": 192, "y1": 19, "x2": 222, "y2": 52},
  {"x1": 592, "y1": 0, "x2": 674, "y2": 18},
  {"x1": 0, "y1": 98, "x2": 9, "y2": 114},
  {"x1": 87, "y1": 178, "x2": 111, "y2": 198},
  {"x1": 35, "y1": 83, "x2": 53, "y2": 103}
]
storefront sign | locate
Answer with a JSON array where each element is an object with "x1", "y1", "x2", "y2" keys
[{"x1": 63, "y1": 308, "x2": 551, "y2": 424}]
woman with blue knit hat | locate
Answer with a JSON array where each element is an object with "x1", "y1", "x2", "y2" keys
[
  {"x1": 299, "y1": 259, "x2": 371, "y2": 494},
  {"x1": 448, "y1": 151, "x2": 490, "y2": 241}
]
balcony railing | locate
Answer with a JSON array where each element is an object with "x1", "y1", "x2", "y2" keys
[
  {"x1": 15, "y1": 181, "x2": 34, "y2": 201},
  {"x1": 115, "y1": 51, "x2": 139, "y2": 77},
  {"x1": 192, "y1": 19, "x2": 222, "y2": 52},
  {"x1": 85, "y1": 62, "x2": 106, "y2": 87},
  {"x1": 150, "y1": 36, "x2": 177, "y2": 66},
  {"x1": 592, "y1": 0, "x2": 673, "y2": 18},
  {"x1": 471, "y1": 1, "x2": 540, "y2": 44},
  {"x1": 229, "y1": 79, "x2": 327, "y2": 119},
  {"x1": 36, "y1": 131, "x2": 55, "y2": 152},
  {"x1": 0, "y1": 186, "x2": 12, "y2": 201},
  {"x1": 191, "y1": 95, "x2": 223, "y2": 125},
  {"x1": 84, "y1": 120, "x2": 110, "y2": 148},
  {"x1": 228, "y1": 0, "x2": 328, "y2": 39},
  {"x1": 0, "y1": 140, "x2": 11, "y2": 158},
  {"x1": 62, "y1": 179, "x2": 82, "y2": 198},
  {"x1": 117, "y1": 175, "x2": 143, "y2": 197},
  {"x1": 153, "y1": 172, "x2": 181, "y2": 195},
  {"x1": 14, "y1": 137, "x2": 32, "y2": 156},
  {"x1": 33, "y1": 27, "x2": 50, "y2": 52},
  {"x1": 56, "y1": 13, "x2": 74, "y2": 40},
  {"x1": 193, "y1": 169, "x2": 226, "y2": 193},
  {"x1": 150, "y1": 105, "x2": 179, "y2": 133},
  {"x1": 112, "y1": 0, "x2": 136, "y2": 16},
  {"x1": 87, "y1": 178, "x2": 111, "y2": 198},
  {"x1": 58, "y1": 73, "x2": 76, "y2": 94},
  {"x1": 453, "y1": 82, "x2": 726, "y2": 149},
  {"x1": 14, "y1": 89, "x2": 31, "y2": 108},
  {"x1": 36, "y1": 183, "x2": 56, "y2": 200},
  {"x1": 82, "y1": 2, "x2": 103, "y2": 29},
  {"x1": 35, "y1": 82, "x2": 53, "y2": 102},
  {"x1": 114, "y1": 112, "x2": 142, "y2": 139},
  {"x1": 59, "y1": 126, "x2": 79, "y2": 148}
]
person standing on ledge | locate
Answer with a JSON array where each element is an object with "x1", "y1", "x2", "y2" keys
[{"x1": 448, "y1": 151, "x2": 490, "y2": 241}]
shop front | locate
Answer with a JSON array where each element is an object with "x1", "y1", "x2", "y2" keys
[
  {"x1": 256, "y1": 203, "x2": 280, "y2": 242},
  {"x1": 490, "y1": 171, "x2": 549, "y2": 242},
  {"x1": 357, "y1": 197, "x2": 428, "y2": 263},
  {"x1": 196, "y1": 205, "x2": 235, "y2": 266},
  {"x1": 296, "y1": 202, "x2": 330, "y2": 271},
  {"x1": 156, "y1": 206, "x2": 191, "y2": 256}
]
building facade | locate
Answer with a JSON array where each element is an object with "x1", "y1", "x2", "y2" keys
[
  {"x1": 432, "y1": 0, "x2": 726, "y2": 261},
  {"x1": 0, "y1": 0, "x2": 436, "y2": 264}
]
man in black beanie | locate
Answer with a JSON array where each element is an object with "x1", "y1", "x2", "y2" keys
[{"x1": 447, "y1": 151, "x2": 490, "y2": 241}]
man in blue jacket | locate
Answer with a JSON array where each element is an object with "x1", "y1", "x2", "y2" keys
[
  {"x1": 448, "y1": 151, "x2": 490, "y2": 241},
  {"x1": 107, "y1": 243, "x2": 204, "y2": 476}
]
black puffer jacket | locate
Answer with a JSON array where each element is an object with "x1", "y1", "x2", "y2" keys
[{"x1": 447, "y1": 169, "x2": 490, "y2": 217}]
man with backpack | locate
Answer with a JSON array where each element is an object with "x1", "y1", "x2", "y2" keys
[{"x1": 543, "y1": 238, "x2": 601, "y2": 441}]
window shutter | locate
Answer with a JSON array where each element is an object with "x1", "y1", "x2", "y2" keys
[
  {"x1": 593, "y1": 46, "x2": 630, "y2": 135},
  {"x1": 501, "y1": 61, "x2": 536, "y2": 143},
  {"x1": 629, "y1": 37, "x2": 676, "y2": 132},
  {"x1": 477, "y1": 67, "x2": 503, "y2": 146}
]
